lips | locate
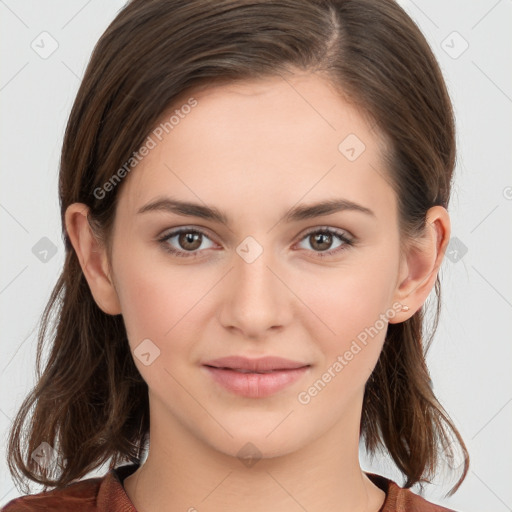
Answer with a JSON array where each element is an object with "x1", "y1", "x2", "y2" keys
[
  {"x1": 201, "y1": 356, "x2": 311, "y2": 397},
  {"x1": 202, "y1": 355, "x2": 310, "y2": 373}
]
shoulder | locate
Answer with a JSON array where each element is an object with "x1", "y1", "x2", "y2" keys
[
  {"x1": 366, "y1": 472, "x2": 459, "y2": 512},
  {"x1": 1, "y1": 476, "x2": 104, "y2": 512},
  {"x1": 1, "y1": 465, "x2": 138, "y2": 512}
]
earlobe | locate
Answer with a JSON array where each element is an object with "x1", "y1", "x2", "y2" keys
[
  {"x1": 64, "y1": 203, "x2": 122, "y2": 316},
  {"x1": 389, "y1": 206, "x2": 450, "y2": 323}
]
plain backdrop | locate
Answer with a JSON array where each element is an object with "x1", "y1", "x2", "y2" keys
[{"x1": 1, "y1": 1, "x2": 511, "y2": 510}]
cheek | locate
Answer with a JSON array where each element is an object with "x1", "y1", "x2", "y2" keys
[
  {"x1": 113, "y1": 248, "x2": 210, "y2": 353},
  {"x1": 293, "y1": 276, "x2": 394, "y2": 415},
  {"x1": 293, "y1": 252, "x2": 399, "y2": 383},
  {"x1": 114, "y1": 259, "x2": 214, "y2": 396}
]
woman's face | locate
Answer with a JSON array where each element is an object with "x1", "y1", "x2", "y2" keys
[{"x1": 108, "y1": 72, "x2": 409, "y2": 459}]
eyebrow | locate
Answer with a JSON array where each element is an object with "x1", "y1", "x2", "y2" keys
[{"x1": 137, "y1": 196, "x2": 375, "y2": 226}]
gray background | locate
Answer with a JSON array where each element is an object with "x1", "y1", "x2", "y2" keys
[{"x1": 1, "y1": 1, "x2": 511, "y2": 510}]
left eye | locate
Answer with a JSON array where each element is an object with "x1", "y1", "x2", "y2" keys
[
  {"x1": 158, "y1": 227, "x2": 353, "y2": 259},
  {"x1": 295, "y1": 228, "x2": 353, "y2": 257}
]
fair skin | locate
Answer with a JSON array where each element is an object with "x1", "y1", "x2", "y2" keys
[{"x1": 65, "y1": 72, "x2": 450, "y2": 512}]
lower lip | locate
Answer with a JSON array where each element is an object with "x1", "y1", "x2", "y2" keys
[{"x1": 203, "y1": 366, "x2": 310, "y2": 398}]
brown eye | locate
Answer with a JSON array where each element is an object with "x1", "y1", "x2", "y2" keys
[
  {"x1": 309, "y1": 232, "x2": 334, "y2": 251},
  {"x1": 158, "y1": 228, "x2": 215, "y2": 258},
  {"x1": 177, "y1": 231, "x2": 203, "y2": 251},
  {"x1": 297, "y1": 228, "x2": 353, "y2": 258}
]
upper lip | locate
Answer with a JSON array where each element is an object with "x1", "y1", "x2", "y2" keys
[{"x1": 203, "y1": 356, "x2": 310, "y2": 372}]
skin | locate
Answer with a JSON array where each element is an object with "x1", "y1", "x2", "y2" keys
[{"x1": 66, "y1": 71, "x2": 450, "y2": 512}]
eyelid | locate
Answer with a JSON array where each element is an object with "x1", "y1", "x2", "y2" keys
[
  {"x1": 298, "y1": 225, "x2": 353, "y2": 241},
  {"x1": 158, "y1": 225, "x2": 216, "y2": 240}
]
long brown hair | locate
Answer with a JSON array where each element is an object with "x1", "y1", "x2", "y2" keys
[{"x1": 7, "y1": 0, "x2": 469, "y2": 496}]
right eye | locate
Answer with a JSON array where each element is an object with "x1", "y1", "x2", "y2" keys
[{"x1": 157, "y1": 227, "x2": 217, "y2": 258}]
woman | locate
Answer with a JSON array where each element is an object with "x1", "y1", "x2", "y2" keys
[{"x1": 3, "y1": 0, "x2": 469, "y2": 510}]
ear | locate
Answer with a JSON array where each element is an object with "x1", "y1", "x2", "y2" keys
[
  {"x1": 389, "y1": 206, "x2": 450, "y2": 324},
  {"x1": 64, "y1": 203, "x2": 122, "y2": 315}
]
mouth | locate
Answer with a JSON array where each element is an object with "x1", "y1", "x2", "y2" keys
[
  {"x1": 201, "y1": 357, "x2": 311, "y2": 398},
  {"x1": 203, "y1": 365, "x2": 305, "y2": 374},
  {"x1": 202, "y1": 355, "x2": 310, "y2": 373}
]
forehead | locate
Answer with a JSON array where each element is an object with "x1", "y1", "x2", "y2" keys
[{"x1": 117, "y1": 72, "x2": 396, "y2": 224}]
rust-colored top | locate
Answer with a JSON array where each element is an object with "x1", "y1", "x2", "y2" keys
[{"x1": 1, "y1": 464, "x2": 456, "y2": 511}]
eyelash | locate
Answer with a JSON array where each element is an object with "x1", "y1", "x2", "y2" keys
[{"x1": 157, "y1": 226, "x2": 354, "y2": 260}]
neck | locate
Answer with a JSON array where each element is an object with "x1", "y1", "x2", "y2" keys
[{"x1": 123, "y1": 394, "x2": 386, "y2": 512}]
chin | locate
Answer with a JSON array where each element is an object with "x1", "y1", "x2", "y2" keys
[{"x1": 203, "y1": 422, "x2": 311, "y2": 463}]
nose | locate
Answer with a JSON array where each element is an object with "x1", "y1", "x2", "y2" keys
[{"x1": 218, "y1": 242, "x2": 292, "y2": 339}]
